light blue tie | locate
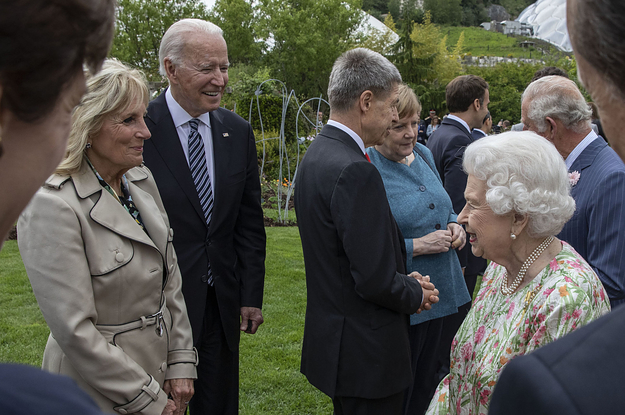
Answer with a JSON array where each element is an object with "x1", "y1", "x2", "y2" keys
[{"x1": 188, "y1": 119, "x2": 214, "y2": 285}]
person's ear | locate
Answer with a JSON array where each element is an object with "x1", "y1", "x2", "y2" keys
[
  {"x1": 359, "y1": 90, "x2": 374, "y2": 113},
  {"x1": 164, "y1": 58, "x2": 178, "y2": 84},
  {"x1": 511, "y1": 212, "x2": 529, "y2": 237},
  {"x1": 544, "y1": 117, "x2": 558, "y2": 140},
  {"x1": 473, "y1": 98, "x2": 481, "y2": 112}
]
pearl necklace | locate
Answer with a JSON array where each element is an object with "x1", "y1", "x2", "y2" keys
[{"x1": 501, "y1": 236, "x2": 554, "y2": 295}]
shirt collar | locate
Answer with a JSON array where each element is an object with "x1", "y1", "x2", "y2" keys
[
  {"x1": 165, "y1": 87, "x2": 211, "y2": 129},
  {"x1": 327, "y1": 120, "x2": 366, "y2": 155},
  {"x1": 447, "y1": 114, "x2": 472, "y2": 134},
  {"x1": 565, "y1": 129, "x2": 598, "y2": 169}
]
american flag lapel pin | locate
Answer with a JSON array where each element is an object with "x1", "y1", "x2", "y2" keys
[{"x1": 223, "y1": 132, "x2": 229, "y2": 137}]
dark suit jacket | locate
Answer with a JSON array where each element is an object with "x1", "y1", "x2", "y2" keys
[
  {"x1": 489, "y1": 303, "x2": 625, "y2": 415},
  {"x1": 426, "y1": 118, "x2": 486, "y2": 277},
  {"x1": 558, "y1": 138, "x2": 625, "y2": 308},
  {"x1": 294, "y1": 124, "x2": 424, "y2": 399},
  {"x1": 471, "y1": 128, "x2": 487, "y2": 140},
  {"x1": 2, "y1": 364, "x2": 106, "y2": 415},
  {"x1": 143, "y1": 92, "x2": 266, "y2": 350}
]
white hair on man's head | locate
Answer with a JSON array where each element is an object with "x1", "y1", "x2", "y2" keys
[
  {"x1": 463, "y1": 131, "x2": 575, "y2": 238},
  {"x1": 522, "y1": 75, "x2": 592, "y2": 134},
  {"x1": 159, "y1": 19, "x2": 224, "y2": 77},
  {"x1": 327, "y1": 48, "x2": 401, "y2": 113}
]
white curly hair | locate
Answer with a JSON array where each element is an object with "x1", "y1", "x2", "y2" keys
[{"x1": 463, "y1": 131, "x2": 575, "y2": 237}]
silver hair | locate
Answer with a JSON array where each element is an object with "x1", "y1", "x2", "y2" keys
[
  {"x1": 522, "y1": 75, "x2": 592, "y2": 134},
  {"x1": 327, "y1": 48, "x2": 402, "y2": 113},
  {"x1": 463, "y1": 131, "x2": 575, "y2": 238},
  {"x1": 159, "y1": 19, "x2": 224, "y2": 77}
]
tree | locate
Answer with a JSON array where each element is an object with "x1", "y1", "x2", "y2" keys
[
  {"x1": 355, "y1": 14, "x2": 398, "y2": 55},
  {"x1": 210, "y1": 0, "x2": 262, "y2": 65},
  {"x1": 256, "y1": 0, "x2": 363, "y2": 99},
  {"x1": 110, "y1": 0, "x2": 210, "y2": 82},
  {"x1": 423, "y1": 0, "x2": 462, "y2": 26}
]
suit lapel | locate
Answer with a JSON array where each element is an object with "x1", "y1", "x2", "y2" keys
[
  {"x1": 209, "y1": 109, "x2": 233, "y2": 226},
  {"x1": 72, "y1": 164, "x2": 157, "y2": 250},
  {"x1": 568, "y1": 138, "x2": 607, "y2": 198},
  {"x1": 146, "y1": 93, "x2": 206, "y2": 223}
]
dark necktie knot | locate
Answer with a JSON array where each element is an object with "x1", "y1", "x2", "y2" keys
[{"x1": 189, "y1": 118, "x2": 200, "y2": 133}]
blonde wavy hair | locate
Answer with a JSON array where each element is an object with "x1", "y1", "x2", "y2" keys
[{"x1": 56, "y1": 58, "x2": 149, "y2": 175}]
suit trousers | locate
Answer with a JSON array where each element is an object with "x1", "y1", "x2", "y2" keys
[
  {"x1": 404, "y1": 317, "x2": 444, "y2": 415},
  {"x1": 333, "y1": 390, "x2": 405, "y2": 415},
  {"x1": 190, "y1": 285, "x2": 239, "y2": 415}
]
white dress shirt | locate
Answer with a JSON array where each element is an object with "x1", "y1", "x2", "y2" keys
[{"x1": 165, "y1": 88, "x2": 216, "y2": 196}]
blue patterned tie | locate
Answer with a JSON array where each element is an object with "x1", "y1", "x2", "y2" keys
[{"x1": 188, "y1": 119, "x2": 214, "y2": 285}]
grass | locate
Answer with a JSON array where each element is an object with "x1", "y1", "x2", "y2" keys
[
  {"x1": 0, "y1": 229, "x2": 332, "y2": 414},
  {"x1": 440, "y1": 26, "x2": 568, "y2": 60}
]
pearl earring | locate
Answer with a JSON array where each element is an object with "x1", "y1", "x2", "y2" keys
[{"x1": 510, "y1": 233, "x2": 516, "y2": 240}]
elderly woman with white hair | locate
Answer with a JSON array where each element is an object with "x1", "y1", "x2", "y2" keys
[
  {"x1": 426, "y1": 131, "x2": 610, "y2": 415},
  {"x1": 18, "y1": 59, "x2": 197, "y2": 415}
]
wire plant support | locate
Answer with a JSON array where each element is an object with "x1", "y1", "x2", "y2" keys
[{"x1": 249, "y1": 79, "x2": 329, "y2": 224}]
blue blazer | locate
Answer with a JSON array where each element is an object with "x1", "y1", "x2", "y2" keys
[
  {"x1": 558, "y1": 138, "x2": 625, "y2": 308},
  {"x1": 427, "y1": 118, "x2": 487, "y2": 277}
]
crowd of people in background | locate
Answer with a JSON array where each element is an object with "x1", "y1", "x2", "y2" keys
[{"x1": 2, "y1": 0, "x2": 625, "y2": 414}]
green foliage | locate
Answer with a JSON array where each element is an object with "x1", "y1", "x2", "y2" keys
[
  {"x1": 256, "y1": 0, "x2": 363, "y2": 99},
  {"x1": 355, "y1": 14, "x2": 398, "y2": 55},
  {"x1": 495, "y1": 0, "x2": 535, "y2": 18},
  {"x1": 256, "y1": 130, "x2": 307, "y2": 183},
  {"x1": 210, "y1": 0, "x2": 263, "y2": 65},
  {"x1": 423, "y1": 0, "x2": 462, "y2": 26},
  {"x1": 466, "y1": 61, "x2": 540, "y2": 123},
  {"x1": 110, "y1": 0, "x2": 210, "y2": 82}
]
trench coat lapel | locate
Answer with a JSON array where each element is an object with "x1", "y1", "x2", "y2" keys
[
  {"x1": 125, "y1": 169, "x2": 168, "y2": 253},
  {"x1": 72, "y1": 163, "x2": 157, "y2": 250}
]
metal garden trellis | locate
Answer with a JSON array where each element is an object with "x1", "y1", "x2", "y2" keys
[{"x1": 249, "y1": 79, "x2": 329, "y2": 223}]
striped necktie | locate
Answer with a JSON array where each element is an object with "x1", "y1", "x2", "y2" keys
[{"x1": 188, "y1": 119, "x2": 214, "y2": 285}]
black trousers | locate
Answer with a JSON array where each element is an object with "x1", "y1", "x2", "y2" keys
[
  {"x1": 189, "y1": 286, "x2": 239, "y2": 415},
  {"x1": 404, "y1": 318, "x2": 445, "y2": 415},
  {"x1": 333, "y1": 390, "x2": 405, "y2": 415}
]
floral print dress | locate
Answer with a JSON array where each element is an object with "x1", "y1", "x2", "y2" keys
[{"x1": 426, "y1": 242, "x2": 610, "y2": 415}]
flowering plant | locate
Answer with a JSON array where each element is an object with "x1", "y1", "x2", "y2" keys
[{"x1": 569, "y1": 170, "x2": 581, "y2": 186}]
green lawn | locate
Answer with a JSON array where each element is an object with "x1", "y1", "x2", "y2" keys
[
  {"x1": 440, "y1": 25, "x2": 567, "y2": 59},
  {"x1": 0, "y1": 228, "x2": 332, "y2": 414}
]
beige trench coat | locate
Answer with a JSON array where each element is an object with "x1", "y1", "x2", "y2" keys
[{"x1": 18, "y1": 161, "x2": 197, "y2": 415}]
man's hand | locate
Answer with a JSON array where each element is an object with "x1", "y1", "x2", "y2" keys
[
  {"x1": 448, "y1": 222, "x2": 466, "y2": 250},
  {"x1": 240, "y1": 307, "x2": 264, "y2": 334},
  {"x1": 163, "y1": 378, "x2": 194, "y2": 415},
  {"x1": 408, "y1": 273, "x2": 439, "y2": 313}
]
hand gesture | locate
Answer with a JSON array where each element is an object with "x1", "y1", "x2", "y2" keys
[
  {"x1": 408, "y1": 272, "x2": 439, "y2": 313},
  {"x1": 413, "y1": 230, "x2": 453, "y2": 256},
  {"x1": 448, "y1": 223, "x2": 466, "y2": 250}
]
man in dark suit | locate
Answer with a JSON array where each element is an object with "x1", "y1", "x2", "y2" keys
[
  {"x1": 521, "y1": 75, "x2": 625, "y2": 308},
  {"x1": 426, "y1": 75, "x2": 489, "y2": 380},
  {"x1": 143, "y1": 19, "x2": 266, "y2": 414},
  {"x1": 471, "y1": 111, "x2": 492, "y2": 140},
  {"x1": 295, "y1": 48, "x2": 439, "y2": 415},
  {"x1": 489, "y1": 3, "x2": 625, "y2": 412}
]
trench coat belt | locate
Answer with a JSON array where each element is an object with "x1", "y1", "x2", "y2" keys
[{"x1": 96, "y1": 298, "x2": 167, "y2": 335}]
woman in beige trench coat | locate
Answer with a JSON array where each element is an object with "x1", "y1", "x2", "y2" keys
[{"x1": 18, "y1": 60, "x2": 197, "y2": 415}]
